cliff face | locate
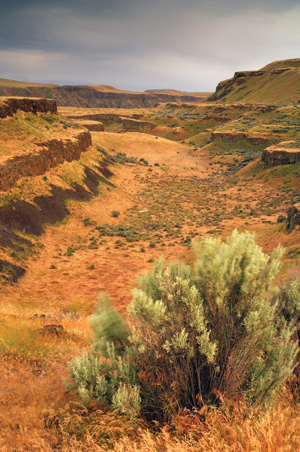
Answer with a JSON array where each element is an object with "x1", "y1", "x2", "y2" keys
[
  {"x1": 262, "y1": 142, "x2": 300, "y2": 166},
  {"x1": 0, "y1": 131, "x2": 92, "y2": 191},
  {"x1": 211, "y1": 131, "x2": 268, "y2": 145},
  {"x1": 0, "y1": 97, "x2": 57, "y2": 118},
  {"x1": 68, "y1": 112, "x2": 157, "y2": 133},
  {"x1": 68, "y1": 113, "x2": 125, "y2": 122},
  {"x1": 0, "y1": 97, "x2": 92, "y2": 191},
  {"x1": 121, "y1": 118, "x2": 156, "y2": 132},
  {"x1": 287, "y1": 204, "x2": 300, "y2": 231},
  {"x1": 74, "y1": 120, "x2": 105, "y2": 131},
  {"x1": 0, "y1": 84, "x2": 208, "y2": 108}
]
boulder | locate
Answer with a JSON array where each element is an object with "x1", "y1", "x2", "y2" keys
[
  {"x1": 38, "y1": 324, "x2": 64, "y2": 335},
  {"x1": 287, "y1": 204, "x2": 300, "y2": 231}
]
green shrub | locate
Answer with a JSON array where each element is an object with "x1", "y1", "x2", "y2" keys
[
  {"x1": 277, "y1": 214, "x2": 287, "y2": 223},
  {"x1": 66, "y1": 231, "x2": 298, "y2": 420},
  {"x1": 66, "y1": 246, "x2": 75, "y2": 256},
  {"x1": 83, "y1": 217, "x2": 93, "y2": 226},
  {"x1": 65, "y1": 295, "x2": 140, "y2": 416}
]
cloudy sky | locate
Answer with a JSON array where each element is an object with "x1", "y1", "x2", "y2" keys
[{"x1": 0, "y1": 0, "x2": 299, "y2": 92}]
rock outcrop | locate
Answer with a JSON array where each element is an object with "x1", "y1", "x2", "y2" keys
[
  {"x1": 0, "y1": 97, "x2": 93, "y2": 191},
  {"x1": 262, "y1": 142, "x2": 300, "y2": 166},
  {"x1": 0, "y1": 131, "x2": 92, "y2": 191},
  {"x1": 207, "y1": 58, "x2": 300, "y2": 104},
  {"x1": 74, "y1": 120, "x2": 105, "y2": 131},
  {"x1": 67, "y1": 113, "x2": 156, "y2": 133},
  {"x1": 0, "y1": 97, "x2": 57, "y2": 118},
  {"x1": 211, "y1": 131, "x2": 268, "y2": 145},
  {"x1": 121, "y1": 118, "x2": 156, "y2": 132},
  {"x1": 67, "y1": 113, "x2": 126, "y2": 123},
  {"x1": 287, "y1": 204, "x2": 300, "y2": 231}
]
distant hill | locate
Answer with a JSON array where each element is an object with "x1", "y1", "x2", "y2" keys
[
  {"x1": 0, "y1": 79, "x2": 210, "y2": 108},
  {"x1": 145, "y1": 88, "x2": 211, "y2": 97},
  {"x1": 208, "y1": 58, "x2": 300, "y2": 104}
]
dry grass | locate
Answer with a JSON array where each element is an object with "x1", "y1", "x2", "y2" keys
[
  {"x1": 1, "y1": 376, "x2": 300, "y2": 451},
  {"x1": 0, "y1": 357, "x2": 65, "y2": 451},
  {"x1": 51, "y1": 388, "x2": 300, "y2": 451},
  {"x1": 1, "y1": 103, "x2": 300, "y2": 450}
]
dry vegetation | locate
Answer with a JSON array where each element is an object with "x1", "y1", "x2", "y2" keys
[
  {"x1": 207, "y1": 58, "x2": 300, "y2": 104},
  {"x1": 0, "y1": 95, "x2": 300, "y2": 450}
]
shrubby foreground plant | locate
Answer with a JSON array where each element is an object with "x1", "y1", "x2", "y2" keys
[{"x1": 66, "y1": 230, "x2": 299, "y2": 421}]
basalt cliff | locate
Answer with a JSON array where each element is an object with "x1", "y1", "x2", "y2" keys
[
  {"x1": 0, "y1": 97, "x2": 92, "y2": 191},
  {"x1": 0, "y1": 80, "x2": 210, "y2": 108}
]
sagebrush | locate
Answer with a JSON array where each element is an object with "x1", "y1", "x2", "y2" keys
[{"x1": 66, "y1": 230, "x2": 299, "y2": 420}]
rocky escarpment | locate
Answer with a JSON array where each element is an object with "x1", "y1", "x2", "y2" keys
[
  {"x1": 68, "y1": 113, "x2": 126, "y2": 123},
  {"x1": 0, "y1": 97, "x2": 93, "y2": 190},
  {"x1": 73, "y1": 120, "x2": 105, "y2": 131},
  {"x1": 0, "y1": 97, "x2": 57, "y2": 118},
  {"x1": 208, "y1": 68, "x2": 291, "y2": 102},
  {"x1": 0, "y1": 82, "x2": 209, "y2": 108},
  {"x1": 207, "y1": 58, "x2": 300, "y2": 104},
  {"x1": 211, "y1": 131, "x2": 268, "y2": 145},
  {"x1": 262, "y1": 142, "x2": 300, "y2": 166},
  {"x1": 287, "y1": 204, "x2": 300, "y2": 231},
  {"x1": 211, "y1": 71, "x2": 266, "y2": 100},
  {"x1": 68, "y1": 112, "x2": 157, "y2": 133},
  {"x1": 121, "y1": 118, "x2": 156, "y2": 132},
  {"x1": 0, "y1": 131, "x2": 92, "y2": 191}
]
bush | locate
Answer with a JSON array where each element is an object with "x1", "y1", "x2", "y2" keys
[
  {"x1": 66, "y1": 231, "x2": 298, "y2": 420},
  {"x1": 277, "y1": 214, "x2": 287, "y2": 224},
  {"x1": 65, "y1": 295, "x2": 140, "y2": 416}
]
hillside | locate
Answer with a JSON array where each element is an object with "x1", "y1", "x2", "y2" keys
[
  {"x1": 145, "y1": 88, "x2": 211, "y2": 96},
  {"x1": 208, "y1": 58, "x2": 300, "y2": 104},
  {"x1": 0, "y1": 79, "x2": 210, "y2": 108}
]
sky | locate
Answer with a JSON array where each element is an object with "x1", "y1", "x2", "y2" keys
[{"x1": 0, "y1": 0, "x2": 299, "y2": 92}]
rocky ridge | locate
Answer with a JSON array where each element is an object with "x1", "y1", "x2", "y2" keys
[
  {"x1": 262, "y1": 142, "x2": 300, "y2": 166},
  {"x1": 0, "y1": 97, "x2": 57, "y2": 118},
  {"x1": 287, "y1": 203, "x2": 300, "y2": 231},
  {"x1": 0, "y1": 98, "x2": 92, "y2": 191},
  {"x1": 0, "y1": 131, "x2": 92, "y2": 191},
  {"x1": 68, "y1": 112, "x2": 157, "y2": 132},
  {"x1": 211, "y1": 131, "x2": 268, "y2": 145},
  {"x1": 207, "y1": 58, "x2": 300, "y2": 103},
  {"x1": 74, "y1": 120, "x2": 105, "y2": 131},
  {"x1": 0, "y1": 82, "x2": 209, "y2": 108}
]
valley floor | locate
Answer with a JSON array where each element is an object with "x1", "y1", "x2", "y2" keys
[{"x1": 0, "y1": 126, "x2": 300, "y2": 450}]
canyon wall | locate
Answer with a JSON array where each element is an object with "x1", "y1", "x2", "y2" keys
[
  {"x1": 287, "y1": 204, "x2": 300, "y2": 231},
  {"x1": 68, "y1": 112, "x2": 157, "y2": 132},
  {"x1": 211, "y1": 131, "x2": 268, "y2": 145},
  {"x1": 262, "y1": 143, "x2": 300, "y2": 166},
  {"x1": 0, "y1": 131, "x2": 92, "y2": 191},
  {"x1": 0, "y1": 97, "x2": 57, "y2": 118},
  {"x1": 121, "y1": 118, "x2": 156, "y2": 131},
  {"x1": 0, "y1": 85, "x2": 208, "y2": 108},
  {"x1": 0, "y1": 97, "x2": 92, "y2": 191}
]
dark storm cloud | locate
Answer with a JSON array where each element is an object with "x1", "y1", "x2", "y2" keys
[{"x1": 0, "y1": 0, "x2": 299, "y2": 90}]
